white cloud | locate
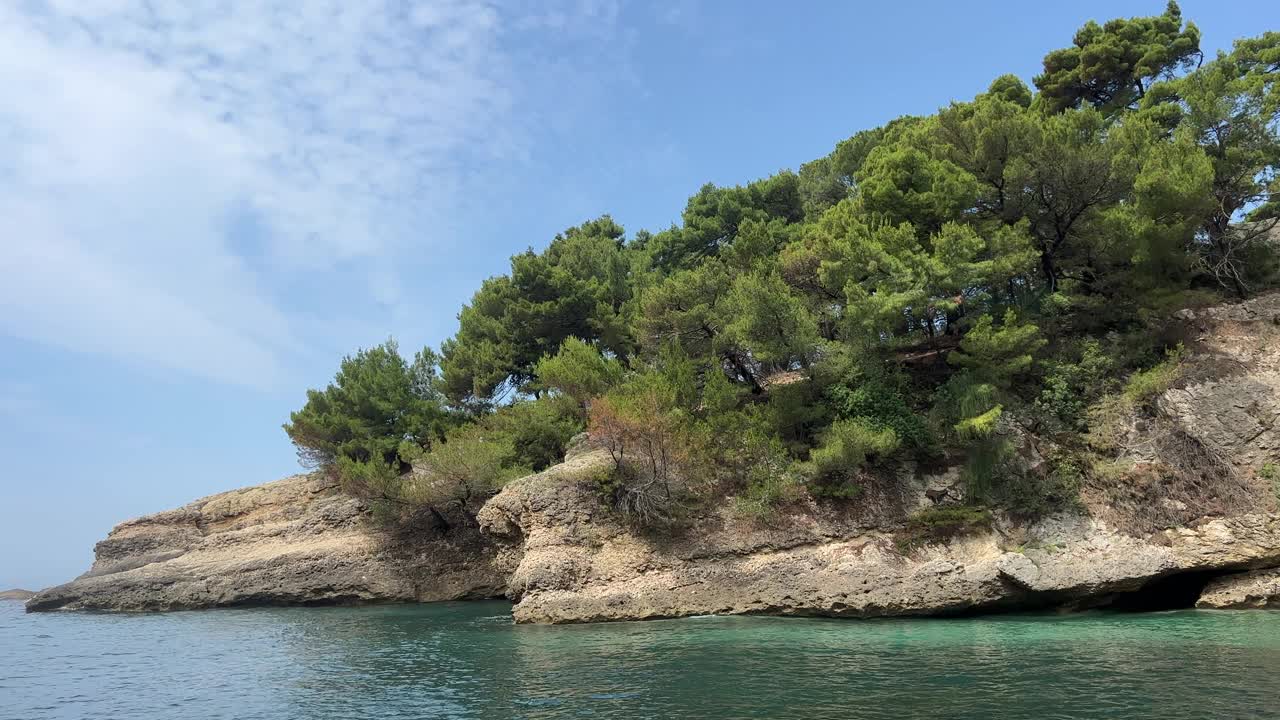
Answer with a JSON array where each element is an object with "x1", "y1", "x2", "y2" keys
[{"x1": 0, "y1": 0, "x2": 622, "y2": 388}]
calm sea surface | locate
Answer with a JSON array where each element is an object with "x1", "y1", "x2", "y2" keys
[{"x1": 4, "y1": 600, "x2": 1280, "y2": 719}]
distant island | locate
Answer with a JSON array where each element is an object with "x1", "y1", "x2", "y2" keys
[{"x1": 1, "y1": 589, "x2": 36, "y2": 601}]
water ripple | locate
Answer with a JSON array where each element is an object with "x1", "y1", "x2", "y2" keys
[{"x1": 4, "y1": 602, "x2": 1280, "y2": 719}]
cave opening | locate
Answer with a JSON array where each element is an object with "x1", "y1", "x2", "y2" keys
[{"x1": 1104, "y1": 570, "x2": 1223, "y2": 612}]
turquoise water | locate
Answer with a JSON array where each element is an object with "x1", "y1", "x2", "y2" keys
[{"x1": 4, "y1": 601, "x2": 1280, "y2": 719}]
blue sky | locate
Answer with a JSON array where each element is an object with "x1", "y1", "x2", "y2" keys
[{"x1": 0, "y1": 0, "x2": 1274, "y2": 589}]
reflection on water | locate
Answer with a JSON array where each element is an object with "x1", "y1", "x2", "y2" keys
[{"x1": 4, "y1": 601, "x2": 1280, "y2": 719}]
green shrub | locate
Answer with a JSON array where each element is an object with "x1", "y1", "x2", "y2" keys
[
  {"x1": 334, "y1": 455, "x2": 409, "y2": 521},
  {"x1": 733, "y1": 468, "x2": 804, "y2": 521},
  {"x1": 588, "y1": 376, "x2": 702, "y2": 523},
  {"x1": 408, "y1": 423, "x2": 529, "y2": 514},
  {"x1": 486, "y1": 396, "x2": 581, "y2": 471},
  {"x1": 1080, "y1": 344, "x2": 1183, "y2": 455},
  {"x1": 1085, "y1": 393, "x2": 1134, "y2": 453},
  {"x1": 763, "y1": 380, "x2": 830, "y2": 455},
  {"x1": 898, "y1": 506, "x2": 992, "y2": 551},
  {"x1": 955, "y1": 405, "x2": 1004, "y2": 441},
  {"x1": 1123, "y1": 344, "x2": 1184, "y2": 404},
  {"x1": 1033, "y1": 340, "x2": 1115, "y2": 431},
  {"x1": 1263, "y1": 462, "x2": 1280, "y2": 503},
  {"x1": 803, "y1": 418, "x2": 899, "y2": 498},
  {"x1": 826, "y1": 374, "x2": 932, "y2": 450},
  {"x1": 981, "y1": 450, "x2": 1083, "y2": 519},
  {"x1": 533, "y1": 337, "x2": 624, "y2": 412},
  {"x1": 947, "y1": 310, "x2": 1046, "y2": 387}
]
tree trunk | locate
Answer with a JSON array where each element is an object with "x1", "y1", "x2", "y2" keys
[{"x1": 1040, "y1": 251, "x2": 1058, "y2": 293}]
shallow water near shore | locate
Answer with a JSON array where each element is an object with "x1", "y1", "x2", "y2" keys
[{"x1": 4, "y1": 601, "x2": 1280, "y2": 719}]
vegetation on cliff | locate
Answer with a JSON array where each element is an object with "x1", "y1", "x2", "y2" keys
[{"x1": 286, "y1": 3, "x2": 1280, "y2": 527}]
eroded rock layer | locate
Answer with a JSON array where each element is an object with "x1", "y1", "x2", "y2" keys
[{"x1": 26, "y1": 473, "x2": 504, "y2": 612}]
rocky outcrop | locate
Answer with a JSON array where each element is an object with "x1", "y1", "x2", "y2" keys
[
  {"x1": 0, "y1": 589, "x2": 36, "y2": 601},
  {"x1": 30, "y1": 291, "x2": 1280, "y2": 620},
  {"x1": 1197, "y1": 567, "x2": 1280, "y2": 609},
  {"x1": 1164, "y1": 292, "x2": 1280, "y2": 471},
  {"x1": 26, "y1": 472, "x2": 504, "y2": 612},
  {"x1": 479, "y1": 452, "x2": 1280, "y2": 623},
  {"x1": 477, "y1": 291, "x2": 1280, "y2": 623}
]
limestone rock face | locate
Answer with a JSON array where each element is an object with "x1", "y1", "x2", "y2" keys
[
  {"x1": 1160, "y1": 292, "x2": 1280, "y2": 471},
  {"x1": 480, "y1": 451, "x2": 1280, "y2": 623},
  {"x1": 1197, "y1": 567, "x2": 1280, "y2": 609},
  {"x1": 26, "y1": 473, "x2": 505, "y2": 612}
]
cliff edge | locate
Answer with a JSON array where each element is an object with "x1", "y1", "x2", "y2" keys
[{"x1": 26, "y1": 472, "x2": 504, "y2": 612}]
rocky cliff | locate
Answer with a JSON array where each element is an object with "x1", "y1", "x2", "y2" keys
[
  {"x1": 26, "y1": 472, "x2": 505, "y2": 612},
  {"x1": 28, "y1": 292, "x2": 1280, "y2": 620}
]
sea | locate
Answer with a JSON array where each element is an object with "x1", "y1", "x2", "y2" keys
[{"x1": 4, "y1": 600, "x2": 1280, "y2": 719}]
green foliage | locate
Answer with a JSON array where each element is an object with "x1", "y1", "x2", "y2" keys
[
  {"x1": 284, "y1": 340, "x2": 452, "y2": 472},
  {"x1": 646, "y1": 174, "x2": 804, "y2": 271},
  {"x1": 1085, "y1": 394, "x2": 1135, "y2": 455},
  {"x1": 636, "y1": 261, "x2": 765, "y2": 392},
  {"x1": 1262, "y1": 461, "x2": 1280, "y2": 504},
  {"x1": 948, "y1": 310, "x2": 1045, "y2": 387},
  {"x1": 986, "y1": 74, "x2": 1033, "y2": 108},
  {"x1": 733, "y1": 469, "x2": 803, "y2": 521},
  {"x1": 1123, "y1": 344, "x2": 1185, "y2": 404},
  {"x1": 410, "y1": 423, "x2": 529, "y2": 512},
  {"x1": 723, "y1": 269, "x2": 819, "y2": 368},
  {"x1": 534, "y1": 337, "x2": 624, "y2": 411},
  {"x1": 803, "y1": 418, "x2": 899, "y2": 498},
  {"x1": 1034, "y1": 1, "x2": 1201, "y2": 115},
  {"x1": 334, "y1": 455, "x2": 407, "y2": 520},
  {"x1": 588, "y1": 369, "x2": 705, "y2": 522},
  {"x1": 1153, "y1": 40, "x2": 1280, "y2": 295},
  {"x1": 856, "y1": 118, "x2": 979, "y2": 234},
  {"x1": 993, "y1": 449, "x2": 1084, "y2": 518},
  {"x1": 938, "y1": 311, "x2": 1045, "y2": 449},
  {"x1": 291, "y1": 8, "x2": 1280, "y2": 525},
  {"x1": 700, "y1": 369, "x2": 741, "y2": 417},
  {"x1": 761, "y1": 379, "x2": 830, "y2": 454},
  {"x1": 955, "y1": 405, "x2": 1004, "y2": 442},
  {"x1": 1034, "y1": 340, "x2": 1116, "y2": 431},
  {"x1": 824, "y1": 358, "x2": 932, "y2": 451},
  {"x1": 486, "y1": 396, "x2": 581, "y2": 472},
  {"x1": 441, "y1": 217, "x2": 633, "y2": 409},
  {"x1": 898, "y1": 506, "x2": 993, "y2": 551},
  {"x1": 709, "y1": 407, "x2": 804, "y2": 520}
]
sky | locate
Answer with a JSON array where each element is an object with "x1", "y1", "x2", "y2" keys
[{"x1": 0, "y1": 0, "x2": 1275, "y2": 590}]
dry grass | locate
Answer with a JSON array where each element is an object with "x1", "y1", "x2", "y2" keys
[{"x1": 1083, "y1": 420, "x2": 1265, "y2": 536}]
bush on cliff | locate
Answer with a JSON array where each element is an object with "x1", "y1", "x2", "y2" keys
[
  {"x1": 406, "y1": 423, "x2": 530, "y2": 517},
  {"x1": 588, "y1": 373, "x2": 703, "y2": 523},
  {"x1": 897, "y1": 506, "x2": 993, "y2": 552}
]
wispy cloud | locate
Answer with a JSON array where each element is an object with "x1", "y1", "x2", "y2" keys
[{"x1": 0, "y1": 0, "x2": 625, "y2": 388}]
